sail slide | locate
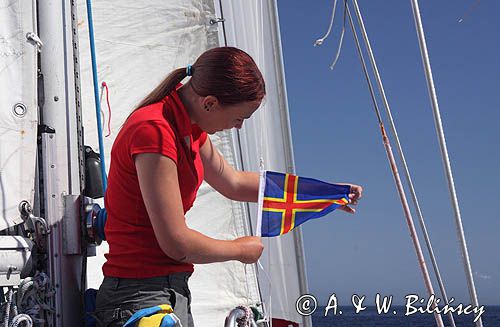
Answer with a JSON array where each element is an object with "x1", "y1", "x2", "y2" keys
[{"x1": 0, "y1": 0, "x2": 39, "y2": 231}]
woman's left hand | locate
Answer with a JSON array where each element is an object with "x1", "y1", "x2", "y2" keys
[{"x1": 339, "y1": 183, "x2": 363, "y2": 214}]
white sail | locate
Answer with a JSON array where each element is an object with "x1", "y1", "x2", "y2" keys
[
  {"x1": 0, "y1": 0, "x2": 38, "y2": 231},
  {"x1": 77, "y1": 0, "x2": 308, "y2": 325},
  {"x1": 76, "y1": 0, "x2": 222, "y2": 289},
  {"x1": 218, "y1": 1, "x2": 311, "y2": 325}
]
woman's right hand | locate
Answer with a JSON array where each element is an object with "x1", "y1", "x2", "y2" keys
[{"x1": 234, "y1": 236, "x2": 264, "y2": 264}]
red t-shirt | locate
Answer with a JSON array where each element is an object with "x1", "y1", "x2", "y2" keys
[{"x1": 102, "y1": 87, "x2": 207, "y2": 278}]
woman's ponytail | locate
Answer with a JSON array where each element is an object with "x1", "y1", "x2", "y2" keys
[{"x1": 135, "y1": 67, "x2": 187, "y2": 110}]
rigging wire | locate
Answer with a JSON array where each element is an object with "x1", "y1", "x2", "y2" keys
[
  {"x1": 350, "y1": 1, "x2": 456, "y2": 325},
  {"x1": 410, "y1": 1, "x2": 483, "y2": 325},
  {"x1": 345, "y1": 3, "x2": 445, "y2": 326}
]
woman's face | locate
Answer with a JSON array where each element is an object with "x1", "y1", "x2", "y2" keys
[{"x1": 199, "y1": 97, "x2": 262, "y2": 134}]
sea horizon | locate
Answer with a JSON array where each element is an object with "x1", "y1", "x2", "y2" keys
[{"x1": 311, "y1": 305, "x2": 500, "y2": 326}]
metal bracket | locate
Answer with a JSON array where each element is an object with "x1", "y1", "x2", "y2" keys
[
  {"x1": 19, "y1": 200, "x2": 50, "y2": 235},
  {"x1": 26, "y1": 32, "x2": 44, "y2": 52},
  {"x1": 62, "y1": 195, "x2": 82, "y2": 255},
  {"x1": 210, "y1": 17, "x2": 226, "y2": 25}
]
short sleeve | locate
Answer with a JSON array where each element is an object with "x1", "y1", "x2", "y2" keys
[
  {"x1": 199, "y1": 131, "x2": 208, "y2": 147},
  {"x1": 129, "y1": 120, "x2": 178, "y2": 164},
  {"x1": 192, "y1": 124, "x2": 208, "y2": 147}
]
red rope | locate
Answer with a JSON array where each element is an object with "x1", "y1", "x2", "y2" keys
[{"x1": 102, "y1": 81, "x2": 112, "y2": 137}]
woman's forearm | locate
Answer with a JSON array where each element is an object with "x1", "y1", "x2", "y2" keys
[
  {"x1": 174, "y1": 228, "x2": 239, "y2": 264},
  {"x1": 230, "y1": 171, "x2": 260, "y2": 202}
]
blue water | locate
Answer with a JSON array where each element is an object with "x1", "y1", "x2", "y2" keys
[{"x1": 311, "y1": 306, "x2": 500, "y2": 326}]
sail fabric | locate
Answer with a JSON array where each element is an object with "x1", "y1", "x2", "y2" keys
[
  {"x1": 77, "y1": 1, "x2": 261, "y2": 325},
  {"x1": 0, "y1": 0, "x2": 38, "y2": 231},
  {"x1": 258, "y1": 171, "x2": 349, "y2": 237},
  {"x1": 218, "y1": 1, "x2": 311, "y2": 325}
]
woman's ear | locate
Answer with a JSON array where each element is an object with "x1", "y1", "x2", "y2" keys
[{"x1": 202, "y1": 96, "x2": 219, "y2": 112}]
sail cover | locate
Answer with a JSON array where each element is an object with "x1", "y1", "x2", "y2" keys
[
  {"x1": 78, "y1": 0, "x2": 308, "y2": 325},
  {"x1": 0, "y1": 0, "x2": 38, "y2": 231}
]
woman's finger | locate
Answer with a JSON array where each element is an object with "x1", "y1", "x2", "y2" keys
[
  {"x1": 350, "y1": 185, "x2": 363, "y2": 199},
  {"x1": 339, "y1": 205, "x2": 355, "y2": 214}
]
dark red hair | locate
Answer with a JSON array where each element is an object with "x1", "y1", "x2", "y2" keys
[{"x1": 133, "y1": 47, "x2": 266, "y2": 113}]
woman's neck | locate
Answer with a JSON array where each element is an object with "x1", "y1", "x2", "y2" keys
[{"x1": 177, "y1": 83, "x2": 198, "y2": 124}]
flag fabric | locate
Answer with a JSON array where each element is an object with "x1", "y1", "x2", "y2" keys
[{"x1": 257, "y1": 171, "x2": 350, "y2": 237}]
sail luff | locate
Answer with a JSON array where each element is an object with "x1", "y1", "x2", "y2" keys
[
  {"x1": 218, "y1": 0, "x2": 310, "y2": 325},
  {"x1": 268, "y1": 2, "x2": 311, "y2": 326}
]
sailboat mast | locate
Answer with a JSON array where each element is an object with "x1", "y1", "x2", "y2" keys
[
  {"x1": 409, "y1": 1, "x2": 483, "y2": 326},
  {"x1": 38, "y1": 0, "x2": 86, "y2": 325}
]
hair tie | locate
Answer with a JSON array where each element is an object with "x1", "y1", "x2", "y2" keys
[{"x1": 186, "y1": 64, "x2": 193, "y2": 76}]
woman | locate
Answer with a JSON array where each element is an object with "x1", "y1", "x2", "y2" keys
[{"x1": 94, "y1": 47, "x2": 362, "y2": 326}]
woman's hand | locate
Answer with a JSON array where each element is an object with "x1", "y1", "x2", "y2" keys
[
  {"x1": 339, "y1": 183, "x2": 363, "y2": 214},
  {"x1": 234, "y1": 236, "x2": 264, "y2": 264}
]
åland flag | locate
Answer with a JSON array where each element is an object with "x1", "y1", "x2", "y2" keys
[{"x1": 257, "y1": 171, "x2": 350, "y2": 237}]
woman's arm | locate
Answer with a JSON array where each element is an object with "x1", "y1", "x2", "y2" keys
[
  {"x1": 135, "y1": 153, "x2": 263, "y2": 264},
  {"x1": 200, "y1": 138, "x2": 259, "y2": 202},
  {"x1": 200, "y1": 138, "x2": 364, "y2": 211}
]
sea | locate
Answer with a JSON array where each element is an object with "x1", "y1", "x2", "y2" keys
[{"x1": 310, "y1": 306, "x2": 500, "y2": 326}]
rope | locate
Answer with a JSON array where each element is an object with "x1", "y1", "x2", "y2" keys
[
  {"x1": 313, "y1": 0, "x2": 339, "y2": 46},
  {"x1": 330, "y1": 1, "x2": 347, "y2": 71},
  {"x1": 99, "y1": 82, "x2": 105, "y2": 131},
  {"x1": 410, "y1": 1, "x2": 483, "y2": 325},
  {"x1": 9, "y1": 314, "x2": 33, "y2": 327},
  {"x1": 102, "y1": 82, "x2": 112, "y2": 137},
  {"x1": 458, "y1": 0, "x2": 481, "y2": 23},
  {"x1": 0, "y1": 273, "x2": 53, "y2": 327},
  {"x1": 256, "y1": 259, "x2": 271, "y2": 326},
  {"x1": 2, "y1": 289, "x2": 13, "y2": 327},
  {"x1": 313, "y1": 0, "x2": 347, "y2": 71},
  {"x1": 350, "y1": 1, "x2": 456, "y2": 325},
  {"x1": 86, "y1": 0, "x2": 108, "y2": 190},
  {"x1": 235, "y1": 306, "x2": 253, "y2": 327},
  {"x1": 345, "y1": 3, "x2": 445, "y2": 326}
]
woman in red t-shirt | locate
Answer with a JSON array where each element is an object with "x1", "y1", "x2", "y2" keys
[{"x1": 95, "y1": 47, "x2": 362, "y2": 327}]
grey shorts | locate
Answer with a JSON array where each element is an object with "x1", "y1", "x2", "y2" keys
[{"x1": 94, "y1": 272, "x2": 194, "y2": 327}]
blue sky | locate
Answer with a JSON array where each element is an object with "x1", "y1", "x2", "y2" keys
[{"x1": 277, "y1": 0, "x2": 500, "y2": 306}]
